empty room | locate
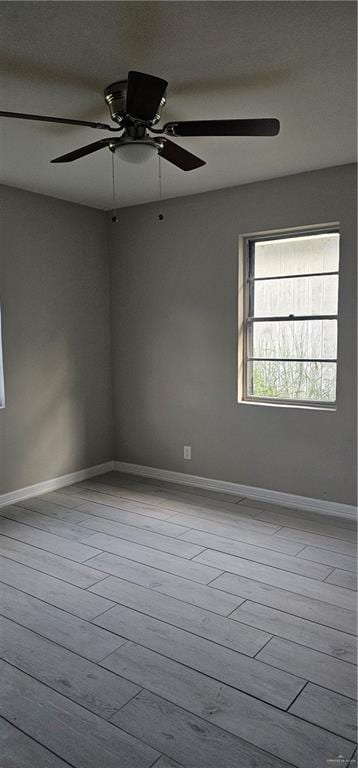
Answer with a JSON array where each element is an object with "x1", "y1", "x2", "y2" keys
[{"x1": 0, "y1": 2, "x2": 357, "y2": 767}]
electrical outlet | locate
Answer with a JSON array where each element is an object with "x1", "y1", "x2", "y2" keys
[{"x1": 184, "y1": 445, "x2": 191, "y2": 460}]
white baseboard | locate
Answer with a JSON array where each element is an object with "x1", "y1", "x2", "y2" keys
[
  {"x1": 114, "y1": 461, "x2": 357, "y2": 520},
  {"x1": 1, "y1": 458, "x2": 356, "y2": 520},
  {"x1": 0, "y1": 461, "x2": 114, "y2": 508}
]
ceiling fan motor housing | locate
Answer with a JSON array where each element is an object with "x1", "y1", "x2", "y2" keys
[{"x1": 104, "y1": 79, "x2": 166, "y2": 125}]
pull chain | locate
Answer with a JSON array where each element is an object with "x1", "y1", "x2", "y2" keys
[
  {"x1": 111, "y1": 150, "x2": 118, "y2": 223},
  {"x1": 158, "y1": 154, "x2": 162, "y2": 202},
  {"x1": 158, "y1": 154, "x2": 164, "y2": 220}
]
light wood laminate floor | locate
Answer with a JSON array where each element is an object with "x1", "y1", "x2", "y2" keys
[{"x1": 0, "y1": 472, "x2": 357, "y2": 768}]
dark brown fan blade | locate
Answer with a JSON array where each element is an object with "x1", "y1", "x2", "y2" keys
[
  {"x1": 126, "y1": 71, "x2": 168, "y2": 122},
  {"x1": 163, "y1": 119, "x2": 280, "y2": 137},
  {"x1": 156, "y1": 138, "x2": 205, "y2": 171},
  {"x1": 50, "y1": 138, "x2": 112, "y2": 163},
  {"x1": 0, "y1": 110, "x2": 120, "y2": 131}
]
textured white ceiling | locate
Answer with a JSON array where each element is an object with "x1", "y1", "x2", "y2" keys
[{"x1": 0, "y1": 1, "x2": 356, "y2": 209}]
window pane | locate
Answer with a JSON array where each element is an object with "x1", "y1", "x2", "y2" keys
[
  {"x1": 254, "y1": 233, "x2": 339, "y2": 278},
  {"x1": 252, "y1": 319, "x2": 337, "y2": 360},
  {"x1": 247, "y1": 360, "x2": 336, "y2": 402},
  {"x1": 253, "y1": 274, "x2": 338, "y2": 317}
]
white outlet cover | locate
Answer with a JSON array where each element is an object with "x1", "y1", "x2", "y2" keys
[{"x1": 184, "y1": 446, "x2": 192, "y2": 460}]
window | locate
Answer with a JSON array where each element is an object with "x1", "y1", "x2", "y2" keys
[
  {"x1": 0, "y1": 307, "x2": 5, "y2": 409},
  {"x1": 242, "y1": 229, "x2": 340, "y2": 407}
]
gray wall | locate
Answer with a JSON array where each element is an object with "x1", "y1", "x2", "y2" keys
[
  {"x1": 109, "y1": 164, "x2": 357, "y2": 506},
  {"x1": 2, "y1": 166, "x2": 356, "y2": 505},
  {"x1": 0, "y1": 185, "x2": 112, "y2": 494}
]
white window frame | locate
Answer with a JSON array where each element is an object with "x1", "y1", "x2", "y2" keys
[{"x1": 241, "y1": 227, "x2": 340, "y2": 409}]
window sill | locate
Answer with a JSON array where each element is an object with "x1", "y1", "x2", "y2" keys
[{"x1": 238, "y1": 398, "x2": 336, "y2": 412}]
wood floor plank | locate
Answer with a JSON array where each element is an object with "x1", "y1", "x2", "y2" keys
[
  {"x1": 273, "y1": 527, "x2": 357, "y2": 556},
  {"x1": 83, "y1": 534, "x2": 222, "y2": 584},
  {"x1": 76, "y1": 478, "x2": 179, "y2": 503},
  {"x1": 86, "y1": 552, "x2": 243, "y2": 616},
  {"x1": 73, "y1": 481, "x2": 290, "y2": 535},
  {"x1": 168, "y1": 501, "x2": 280, "y2": 528},
  {"x1": 298, "y1": 545, "x2": 357, "y2": 572},
  {"x1": 0, "y1": 556, "x2": 114, "y2": 620},
  {"x1": 168, "y1": 513, "x2": 304, "y2": 553},
  {"x1": 256, "y1": 509, "x2": 356, "y2": 541},
  {"x1": 90, "y1": 474, "x2": 244, "y2": 505},
  {"x1": 326, "y1": 569, "x2": 357, "y2": 590},
  {"x1": 61, "y1": 485, "x2": 176, "y2": 520},
  {"x1": 103, "y1": 641, "x2": 354, "y2": 768},
  {"x1": 75, "y1": 484, "x2": 290, "y2": 554},
  {"x1": 289, "y1": 683, "x2": 357, "y2": 742},
  {"x1": 113, "y1": 690, "x2": 296, "y2": 768},
  {"x1": 197, "y1": 550, "x2": 356, "y2": 609},
  {"x1": 0, "y1": 660, "x2": 159, "y2": 768},
  {"x1": 17, "y1": 496, "x2": 89, "y2": 522},
  {"x1": 113, "y1": 689, "x2": 354, "y2": 768},
  {"x1": 72, "y1": 499, "x2": 190, "y2": 537},
  {"x1": 0, "y1": 582, "x2": 126, "y2": 662},
  {"x1": 94, "y1": 603, "x2": 304, "y2": 708},
  {"x1": 41, "y1": 490, "x2": 90, "y2": 510},
  {"x1": 0, "y1": 616, "x2": 140, "y2": 719},
  {"x1": 90, "y1": 481, "x2": 263, "y2": 525},
  {"x1": 168, "y1": 508, "x2": 281, "y2": 535},
  {"x1": 150, "y1": 479, "x2": 243, "y2": 505},
  {"x1": 89, "y1": 576, "x2": 271, "y2": 656},
  {"x1": 73, "y1": 479, "x2": 278, "y2": 524},
  {"x1": 0, "y1": 535, "x2": 107, "y2": 588},
  {"x1": 243, "y1": 499, "x2": 355, "y2": 524},
  {"x1": 0, "y1": 505, "x2": 99, "y2": 541},
  {"x1": 210, "y1": 572, "x2": 357, "y2": 634},
  {"x1": 236, "y1": 499, "x2": 297, "y2": 512},
  {"x1": 179, "y1": 529, "x2": 332, "y2": 579},
  {"x1": 0, "y1": 717, "x2": 71, "y2": 768},
  {"x1": 153, "y1": 758, "x2": 184, "y2": 768},
  {"x1": 150, "y1": 479, "x2": 235, "y2": 502},
  {"x1": 257, "y1": 637, "x2": 357, "y2": 699},
  {"x1": 85, "y1": 477, "x2": 245, "y2": 513},
  {"x1": 232, "y1": 501, "x2": 267, "y2": 517},
  {"x1": 0, "y1": 518, "x2": 102, "y2": 563},
  {"x1": 78, "y1": 517, "x2": 203, "y2": 559},
  {"x1": 230, "y1": 601, "x2": 357, "y2": 663}
]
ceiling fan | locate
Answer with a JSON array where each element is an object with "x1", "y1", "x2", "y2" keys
[{"x1": 0, "y1": 71, "x2": 280, "y2": 171}]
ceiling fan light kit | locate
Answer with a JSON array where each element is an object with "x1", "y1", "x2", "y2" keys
[
  {"x1": 0, "y1": 70, "x2": 280, "y2": 173},
  {"x1": 114, "y1": 139, "x2": 158, "y2": 164}
]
